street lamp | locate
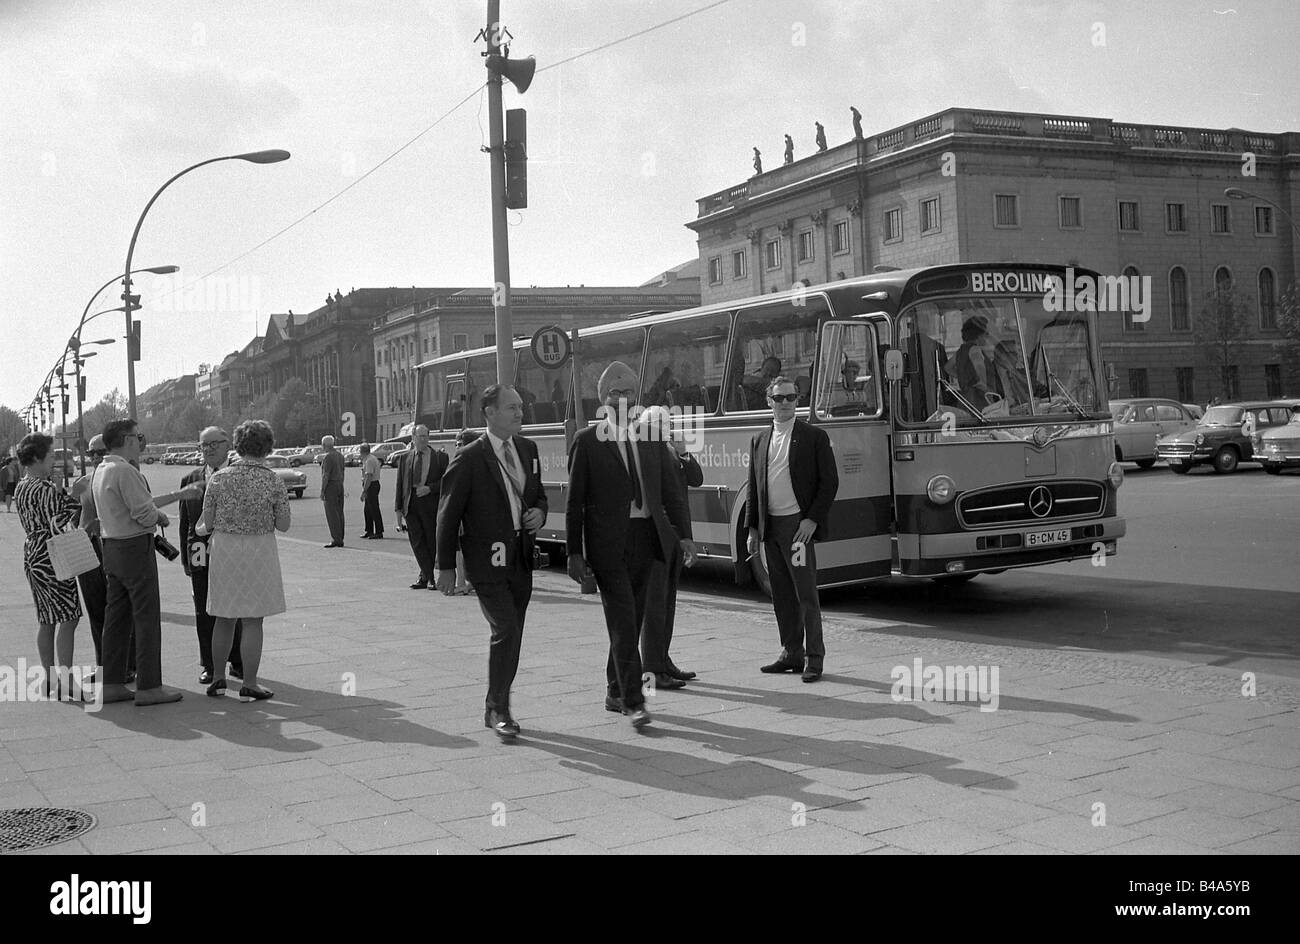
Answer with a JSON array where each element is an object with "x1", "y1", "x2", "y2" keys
[
  {"x1": 123, "y1": 150, "x2": 290, "y2": 420},
  {"x1": 1223, "y1": 187, "x2": 1300, "y2": 239},
  {"x1": 68, "y1": 339, "x2": 115, "y2": 474}
]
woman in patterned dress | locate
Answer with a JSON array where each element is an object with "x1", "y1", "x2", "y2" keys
[
  {"x1": 14, "y1": 433, "x2": 82, "y2": 693},
  {"x1": 195, "y1": 420, "x2": 290, "y2": 702}
]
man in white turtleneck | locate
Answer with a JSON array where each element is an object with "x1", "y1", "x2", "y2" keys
[{"x1": 745, "y1": 376, "x2": 839, "y2": 682}]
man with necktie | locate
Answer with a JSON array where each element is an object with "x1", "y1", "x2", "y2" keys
[
  {"x1": 395, "y1": 424, "x2": 448, "y2": 589},
  {"x1": 435, "y1": 386, "x2": 546, "y2": 739},
  {"x1": 566, "y1": 361, "x2": 696, "y2": 729},
  {"x1": 319, "y1": 435, "x2": 346, "y2": 548}
]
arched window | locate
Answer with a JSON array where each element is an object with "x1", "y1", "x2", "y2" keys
[
  {"x1": 1259, "y1": 267, "x2": 1277, "y2": 330},
  {"x1": 1169, "y1": 266, "x2": 1190, "y2": 331},
  {"x1": 1122, "y1": 265, "x2": 1144, "y2": 332},
  {"x1": 1214, "y1": 266, "x2": 1232, "y2": 292}
]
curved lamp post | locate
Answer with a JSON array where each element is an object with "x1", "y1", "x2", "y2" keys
[
  {"x1": 68, "y1": 339, "x2": 115, "y2": 474},
  {"x1": 123, "y1": 149, "x2": 290, "y2": 420}
]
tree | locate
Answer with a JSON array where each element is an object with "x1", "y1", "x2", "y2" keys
[
  {"x1": 1, "y1": 405, "x2": 29, "y2": 456},
  {"x1": 1194, "y1": 287, "x2": 1251, "y2": 400},
  {"x1": 1276, "y1": 281, "x2": 1300, "y2": 395},
  {"x1": 79, "y1": 389, "x2": 129, "y2": 443}
]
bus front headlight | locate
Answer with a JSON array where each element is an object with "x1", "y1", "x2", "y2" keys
[
  {"x1": 927, "y1": 474, "x2": 956, "y2": 504},
  {"x1": 1108, "y1": 461, "x2": 1124, "y2": 488}
]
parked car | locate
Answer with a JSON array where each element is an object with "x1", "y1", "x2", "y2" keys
[
  {"x1": 341, "y1": 445, "x2": 362, "y2": 467},
  {"x1": 1182, "y1": 403, "x2": 1204, "y2": 421},
  {"x1": 1254, "y1": 405, "x2": 1300, "y2": 475},
  {"x1": 1110, "y1": 398, "x2": 1197, "y2": 468},
  {"x1": 264, "y1": 455, "x2": 308, "y2": 498},
  {"x1": 283, "y1": 445, "x2": 324, "y2": 467},
  {"x1": 369, "y1": 441, "x2": 408, "y2": 466},
  {"x1": 386, "y1": 446, "x2": 410, "y2": 468},
  {"x1": 1155, "y1": 401, "x2": 1297, "y2": 474}
]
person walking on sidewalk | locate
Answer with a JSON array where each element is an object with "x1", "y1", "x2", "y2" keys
[
  {"x1": 195, "y1": 420, "x2": 290, "y2": 702},
  {"x1": 319, "y1": 435, "x2": 346, "y2": 548},
  {"x1": 436, "y1": 386, "x2": 547, "y2": 740},
  {"x1": 566, "y1": 361, "x2": 697, "y2": 729},
  {"x1": 178, "y1": 426, "x2": 244, "y2": 686},
  {"x1": 1, "y1": 455, "x2": 20, "y2": 512},
  {"x1": 358, "y1": 443, "x2": 384, "y2": 539},
  {"x1": 93, "y1": 419, "x2": 199, "y2": 706},
  {"x1": 395, "y1": 424, "x2": 447, "y2": 589},
  {"x1": 13, "y1": 433, "x2": 81, "y2": 698},
  {"x1": 746, "y1": 375, "x2": 838, "y2": 683},
  {"x1": 637, "y1": 405, "x2": 703, "y2": 691}
]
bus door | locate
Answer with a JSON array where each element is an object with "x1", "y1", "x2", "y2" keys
[{"x1": 811, "y1": 320, "x2": 893, "y2": 584}]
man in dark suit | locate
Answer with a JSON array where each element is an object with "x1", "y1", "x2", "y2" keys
[
  {"x1": 746, "y1": 375, "x2": 839, "y2": 682},
  {"x1": 178, "y1": 426, "x2": 243, "y2": 686},
  {"x1": 435, "y1": 386, "x2": 546, "y2": 740},
  {"x1": 319, "y1": 435, "x2": 346, "y2": 547},
  {"x1": 395, "y1": 424, "x2": 448, "y2": 589},
  {"x1": 566, "y1": 362, "x2": 697, "y2": 728}
]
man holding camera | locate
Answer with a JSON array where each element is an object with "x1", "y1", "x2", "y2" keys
[{"x1": 92, "y1": 419, "x2": 200, "y2": 706}]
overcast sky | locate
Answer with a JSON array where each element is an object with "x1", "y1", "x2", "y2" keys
[{"x1": 2, "y1": 0, "x2": 1297, "y2": 416}]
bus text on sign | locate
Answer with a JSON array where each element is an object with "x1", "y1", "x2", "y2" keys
[{"x1": 530, "y1": 325, "x2": 571, "y2": 370}]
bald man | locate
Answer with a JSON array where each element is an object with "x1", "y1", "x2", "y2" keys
[
  {"x1": 566, "y1": 361, "x2": 696, "y2": 729},
  {"x1": 319, "y1": 435, "x2": 346, "y2": 547}
]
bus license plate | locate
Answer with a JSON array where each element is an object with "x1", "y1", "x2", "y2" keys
[{"x1": 1026, "y1": 528, "x2": 1071, "y2": 547}]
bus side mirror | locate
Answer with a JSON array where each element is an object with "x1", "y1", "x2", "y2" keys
[{"x1": 884, "y1": 349, "x2": 904, "y2": 382}]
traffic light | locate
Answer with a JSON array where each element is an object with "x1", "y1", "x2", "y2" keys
[
  {"x1": 78, "y1": 376, "x2": 86, "y2": 403},
  {"x1": 122, "y1": 291, "x2": 141, "y2": 311},
  {"x1": 505, "y1": 108, "x2": 527, "y2": 209},
  {"x1": 129, "y1": 321, "x2": 141, "y2": 361}
]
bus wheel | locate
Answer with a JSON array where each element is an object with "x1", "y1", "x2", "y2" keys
[{"x1": 932, "y1": 573, "x2": 977, "y2": 585}]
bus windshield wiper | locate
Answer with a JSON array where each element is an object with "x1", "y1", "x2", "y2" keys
[
  {"x1": 939, "y1": 377, "x2": 990, "y2": 425},
  {"x1": 1045, "y1": 370, "x2": 1090, "y2": 419}
]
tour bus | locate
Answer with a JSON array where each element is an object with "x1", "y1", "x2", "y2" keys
[{"x1": 412, "y1": 263, "x2": 1125, "y2": 591}]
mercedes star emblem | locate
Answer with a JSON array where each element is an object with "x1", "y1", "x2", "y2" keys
[{"x1": 1028, "y1": 486, "x2": 1053, "y2": 517}]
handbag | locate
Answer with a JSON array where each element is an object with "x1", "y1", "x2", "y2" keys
[{"x1": 47, "y1": 526, "x2": 101, "y2": 581}]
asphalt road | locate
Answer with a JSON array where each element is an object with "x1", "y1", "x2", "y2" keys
[{"x1": 138, "y1": 458, "x2": 1300, "y2": 679}]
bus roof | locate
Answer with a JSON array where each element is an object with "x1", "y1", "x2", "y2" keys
[{"x1": 414, "y1": 261, "x2": 1099, "y2": 371}]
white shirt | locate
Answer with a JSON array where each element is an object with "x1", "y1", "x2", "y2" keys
[
  {"x1": 766, "y1": 418, "x2": 801, "y2": 517},
  {"x1": 485, "y1": 430, "x2": 523, "y2": 530}
]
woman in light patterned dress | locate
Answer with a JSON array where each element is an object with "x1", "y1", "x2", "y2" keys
[
  {"x1": 195, "y1": 420, "x2": 290, "y2": 702},
  {"x1": 14, "y1": 433, "x2": 82, "y2": 695}
]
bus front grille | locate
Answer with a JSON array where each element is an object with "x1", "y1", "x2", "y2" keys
[{"x1": 958, "y1": 481, "x2": 1105, "y2": 528}]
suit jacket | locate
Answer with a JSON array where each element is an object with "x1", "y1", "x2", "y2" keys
[
  {"x1": 178, "y1": 466, "x2": 212, "y2": 577},
  {"x1": 745, "y1": 418, "x2": 839, "y2": 541},
  {"x1": 320, "y1": 450, "x2": 345, "y2": 496},
  {"x1": 566, "y1": 424, "x2": 692, "y2": 568},
  {"x1": 394, "y1": 446, "x2": 449, "y2": 515},
  {"x1": 665, "y1": 446, "x2": 704, "y2": 495},
  {"x1": 435, "y1": 434, "x2": 546, "y2": 583}
]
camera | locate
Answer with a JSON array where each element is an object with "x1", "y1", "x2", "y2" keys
[{"x1": 154, "y1": 533, "x2": 181, "y2": 562}]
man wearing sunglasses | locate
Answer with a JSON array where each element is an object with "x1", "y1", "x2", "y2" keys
[
  {"x1": 178, "y1": 427, "x2": 244, "y2": 686},
  {"x1": 746, "y1": 376, "x2": 839, "y2": 682}
]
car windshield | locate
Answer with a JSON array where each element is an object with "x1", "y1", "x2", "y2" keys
[
  {"x1": 1200, "y1": 407, "x2": 1244, "y2": 426},
  {"x1": 898, "y1": 295, "x2": 1101, "y2": 426},
  {"x1": 265, "y1": 456, "x2": 286, "y2": 467}
]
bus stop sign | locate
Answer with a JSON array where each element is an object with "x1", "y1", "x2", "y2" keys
[{"x1": 530, "y1": 325, "x2": 571, "y2": 370}]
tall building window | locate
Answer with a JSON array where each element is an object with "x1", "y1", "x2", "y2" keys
[
  {"x1": 994, "y1": 193, "x2": 1019, "y2": 227},
  {"x1": 1165, "y1": 202, "x2": 1187, "y2": 233},
  {"x1": 453, "y1": 333, "x2": 468, "y2": 352},
  {"x1": 732, "y1": 249, "x2": 747, "y2": 279},
  {"x1": 708, "y1": 256, "x2": 723, "y2": 284},
  {"x1": 883, "y1": 207, "x2": 902, "y2": 242},
  {"x1": 1214, "y1": 266, "x2": 1232, "y2": 292},
  {"x1": 1210, "y1": 203, "x2": 1231, "y2": 234},
  {"x1": 1175, "y1": 367, "x2": 1195, "y2": 404},
  {"x1": 1255, "y1": 206, "x2": 1274, "y2": 236},
  {"x1": 798, "y1": 230, "x2": 815, "y2": 262},
  {"x1": 1259, "y1": 268, "x2": 1277, "y2": 329},
  {"x1": 1169, "y1": 267, "x2": 1190, "y2": 331},
  {"x1": 919, "y1": 197, "x2": 940, "y2": 234},
  {"x1": 1221, "y1": 365, "x2": 1240, "y2": 399},
  {"x1": 1128, "y1": 368, "x2": 1149, "y2": 398},
  {"x1": 483, "y1": 333, "x2": 495, "y2": 347},
  {"x1": 832, "y1": 219, "x2": 850, "y2": 254},
  {"x1": 1059, "y1": 196, "x2": 1082, "y2": 229},
  {"x1": 764, "y1": 239, "x2": 782, "y2": 270},
  {"x1": 1121, "y1": 266, "x2": 1144, "y2": 332},
  {"x1": 1118, "y1": 201, "x2": 1140, "y2": 232},
  {"x1": 1265, "y1": 364, "x2": 1283, "y2": 398}
]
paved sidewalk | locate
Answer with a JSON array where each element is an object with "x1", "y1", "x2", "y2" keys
[{"x1": 1, "y1": 512, "x2": 1297, "y2": 854}]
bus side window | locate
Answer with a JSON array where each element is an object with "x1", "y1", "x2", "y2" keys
[
  {"x1": 645, "y1": 311, "x2": 731, "y2": 416},
  {"x1": 726, "y1": 299, "x2": 826, "y2": 412},
  {"x1": 574, "y1": 327, "x2": 647, "y2": 420},
  {"x1": 816, "y1": 322, "x2": 880, "y2": 419},
  {"x1": 516, "y1": 346, "x2": 568, "y2": 426}
]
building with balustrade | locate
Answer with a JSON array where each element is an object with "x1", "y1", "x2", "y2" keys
[{"x1": 688, "y1": 107, "x2": 1299, "y2": 402}]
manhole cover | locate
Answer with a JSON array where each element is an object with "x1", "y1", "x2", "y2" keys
[{"x1": 0, "y1": 808, "x2": 97, "y2": 853}]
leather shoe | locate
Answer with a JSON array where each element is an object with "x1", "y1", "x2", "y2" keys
[
  {"x1": 665, "y1": 663, "x2": 696, "y2": 681},
  {"x1": 228, "y1": 665, "x2": 244, "y2": 681},
  {"x1": 604, "y1": 694, "x2": 623, "y2": 713},
  {"x1": 627, "y1": 706, "x2": 652, "y2": 728},
  {"x1": 484, "y1": 708, "x2": 520, "y2": 739},
  {"x1": 653, "y1": 672, "x2": 685, "y2": 690},
  {"x1": 359, "y1": 534, "x2": 373, "y2": 540},
  {"x1": 802, "y1": 666, "x2": 823, "y2": 683},
  {"x1": 760, "y1": 658, "x2": 803, "y2": 674},
  {"x1": 199, "y1": 669, "x2": 214, "y2": 685},
  {"x1": 410, "y1": 581, "x2": 428, "y2": 590},
  {"x1": 323, "y1": 542, "x2": 339, "y2": 548}
]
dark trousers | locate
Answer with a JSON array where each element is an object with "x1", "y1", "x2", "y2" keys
[
  {"x1": 764, "y1": 513, "x2": 824, "y2": 668},
  {"x1": 405, "y1": 493, "x2": 438, "y2": 581},
  {"x1": 594, "y1": 518, "x2": 658, "y2": 709},
  {"x1": 191, "y1": 568, "x2": 243, "y2": 675},
  {"x1": 76, "y1": 535, "x2": 107, "y2": 667},
  {"x1": 322, "y1": 486, "x2": 344, "y2": 543},
  {"x1": 640, "y1": 545, "x2": 683, "y2": 674},
  {"x1": 363, "y1": 481, "x2": 384, "y2": 537},
  {"x1": 476, "y1": 535, "x2": 532, "y2": 712},
  {"x1": 101, "y1": 534, "x2": 162, "y2": 689}
]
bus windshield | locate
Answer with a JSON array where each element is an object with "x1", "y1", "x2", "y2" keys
[{"x1": 897, "y1": 295, "x2": 1101, "y2": 426}]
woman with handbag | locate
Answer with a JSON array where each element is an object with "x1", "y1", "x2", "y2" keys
[
  {"x1": 195, "y1": 420, "x2": 290, "y2": 702},
  {"x1": 13, "y1": 433, "x2": 82, "y2": 696}
]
